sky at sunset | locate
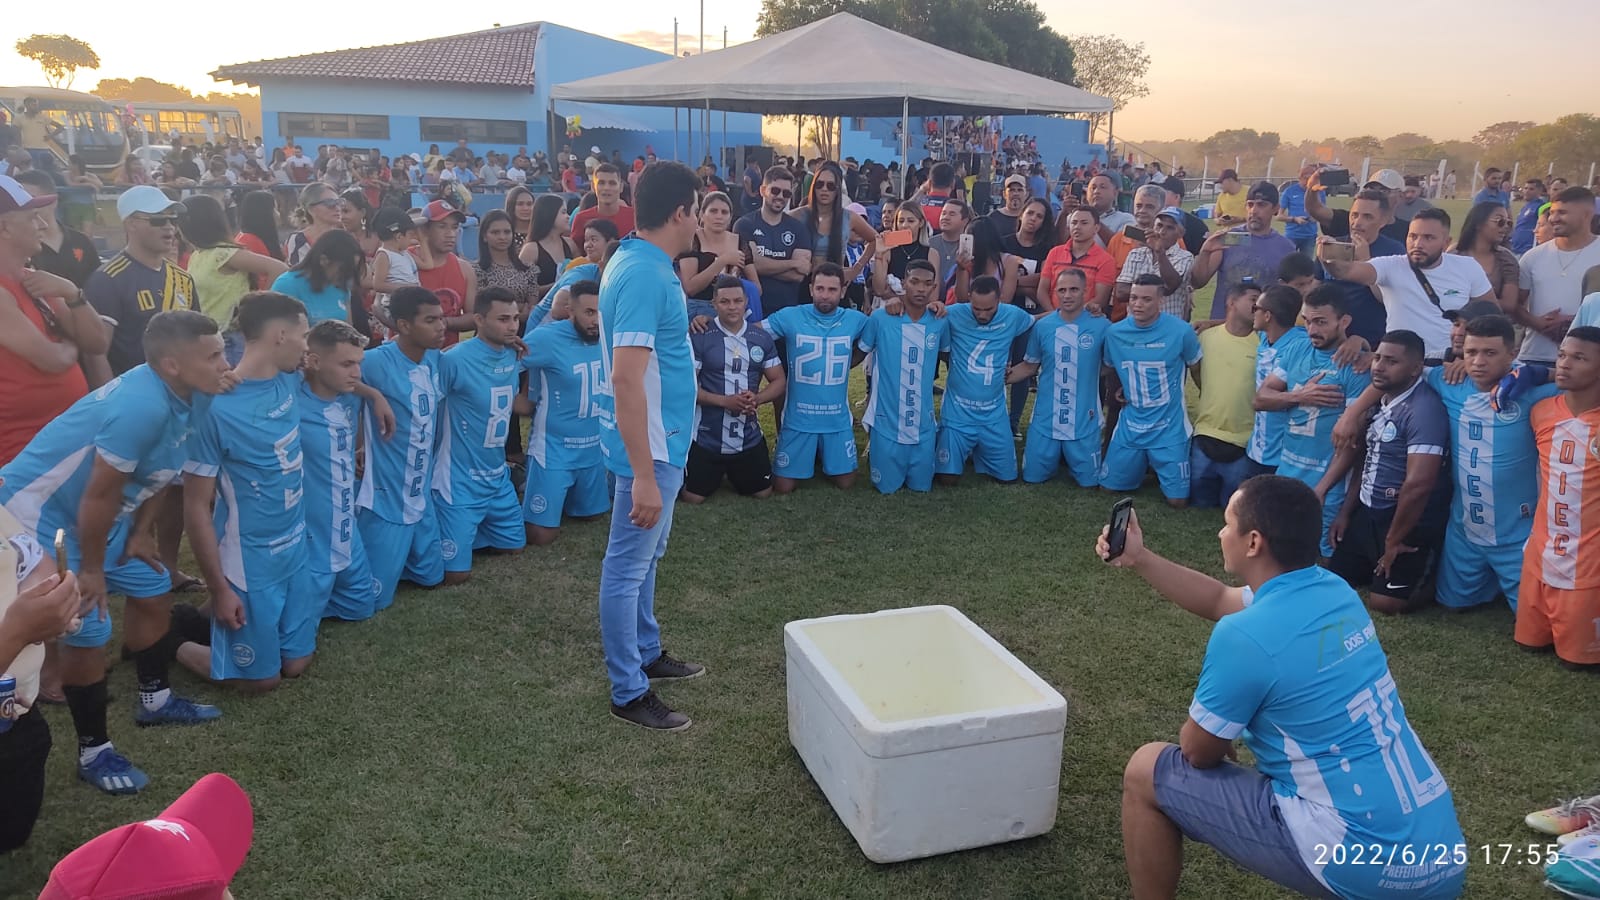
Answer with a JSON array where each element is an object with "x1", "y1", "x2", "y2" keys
[{"x1": 5, "y1": 0, "x2": 1596, "y2": 143}]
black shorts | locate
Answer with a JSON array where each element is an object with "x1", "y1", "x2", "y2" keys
[
  {"x1": 0, "y1": 707, "x2": 52, "y2": 853},
  {"x1": 684, "y1": 438, "x2": 773, "y2": 498},
  {"x1": 1327, "y1": 500, "x2": 1443, "y2": 600}
]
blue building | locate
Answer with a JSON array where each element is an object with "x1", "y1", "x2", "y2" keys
[{"x1": 212, "y1": 23, "x2": 764, "y2": 166}]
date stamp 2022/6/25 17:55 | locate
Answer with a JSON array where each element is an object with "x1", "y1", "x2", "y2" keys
[{"x1": 1312, "y1": 843, "x2": 1564, "y2": 868}]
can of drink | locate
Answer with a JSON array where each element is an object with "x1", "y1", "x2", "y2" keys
[{"x1": 0, "y1": 675, "x2": 16, "y2": 734}]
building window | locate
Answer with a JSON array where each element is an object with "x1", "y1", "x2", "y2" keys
[
  {"x1": 419, "y1": 117, "x2": 528, "y2": 145},
  {"x1": 278, "y1": 112, "x2": 390, "y2": 141}
]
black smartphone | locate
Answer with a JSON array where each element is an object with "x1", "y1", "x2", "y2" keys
[
  {"x1": 1105, "y1": 498, "x2": 1135, "y2": 561},
  {"x1": 1319, "y1": 169, "x2": 1351, "y2": 187},
  {"x1": 1123, "y1": 225, "x2": 1147, "y2": 242}
]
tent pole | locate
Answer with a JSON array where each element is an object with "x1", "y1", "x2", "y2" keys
[
  {"x1": 705, "y1": 98, "x2": 711, "y2": 167},
  {"x1": 900, "y1": 96, "x2": 909, "y2": 197},
  {"x1": 797, "y1": 117, "x2": 802, "y2": 162}
]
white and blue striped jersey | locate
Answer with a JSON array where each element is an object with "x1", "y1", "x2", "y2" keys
[
  {"x1": 858, "y1": 308, "x2": 951, "y2": 444},
  {"x1": 0, "y1": 366, "x2": 205, "y2": 547},
  {"x1": 762, "y1": 305, "x2": 869, "y2": 433},
  {"x1": 296, "y1": 380, "x2": 360, "y2": 575},
  {"x1": 1359, "y1": 379, "x2": 1449, "y2": 511},
  {"x1": 1248, "y1": 327, "x2": 1310, "y2": 467},
  {"x1": 1023, "y1": 310, "x2": 1110, "y2": 442},
  {"x1": 942, "y1": 303, "x2": 1034, "y2": 429},
  {"x1": 1103, "y1": 314, "x2": 1203, "y2": 449},
  {"x1": 183, "y1": 373, "x2": 307, "y2": 591},
  {"x1": 522, "y1": 320, "x2": 604, "y2": 472},
  {"x1": 1427, "y1": 367, "x2": 1556, "y2": 546},
  {"x1": 356, "y1": 342, "x2": 442, "y2": 526},
  {"x1": 1272, "y1": 345, "x2": 1370, "y2": 486},
  {"x1": 434, "y1": 338, "x2": 519, "y2": 506},
  {"x1": 597, "y1": 237, "x2": 698, "y2": 477},
  {"x1": 691, "y1": 321, "x2": 781, "y2": 454}
]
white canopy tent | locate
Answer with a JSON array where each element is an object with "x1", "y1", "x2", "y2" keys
[{"x1": 550, "y1": 12, "x2": 1112, "y2": 178}]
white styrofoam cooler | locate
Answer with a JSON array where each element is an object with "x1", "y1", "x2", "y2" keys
[{"x1": 784, "y1": 605, "x2": 1068, "y2": 864}]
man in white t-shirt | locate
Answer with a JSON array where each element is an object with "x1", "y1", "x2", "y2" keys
[
  {"x1": 1319, "y1": 208, "x2": 1495, "y2": 361},
  {"x1": 1515, "y1": 186, "x2": 1600, "y2": 365},
  {"x1": 283, "y1": 146, "x2": 316, "y2": 184}
]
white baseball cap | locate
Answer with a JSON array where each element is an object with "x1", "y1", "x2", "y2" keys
[
  {"x1": 116, "y1": 185, "x2": 182, "y2": 220},
  {"x1": 1366, "y1": 169, "x2": 1404, "y2": 191},
  {"x1": 0, "y1": 174, "x2": 54, "y2": 214}
]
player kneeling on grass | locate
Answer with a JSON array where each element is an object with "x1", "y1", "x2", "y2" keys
[
  {"x1": 1011, "y1": 268, "x2": 1110, "y2": 486},
  {"x1": 300, "y1": 320, "x2": 383, "y2": 620},
  {"x1": 1100, "y1": 274, "x2": 1204, "y2": 508},
  {"x1": 763, "y1": 263, "x2": 869, "y2": 494},
  {"x1": 683, "y1": 275, "x2": 786, "y2": 503},
  {"x1": 518, "y1": 281, "x2": 610, "y2": 546},
  {"x1": 184, "y1": 292, "x2": 318, "y2": 692},
  {"x1": 1102, "y1": 476, "x2": 1467, "y2": 900},
  {"x1": 433, "y1": 287, "x2": 527, "y2": 583},
  {"x1": 935, "y1": 275, "x2": 1039, "y2": 485}
]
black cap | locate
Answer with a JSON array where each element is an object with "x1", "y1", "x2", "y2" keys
[
  {"x1": 1164, "y1": 176, "x2": 1185, "y2": 196},
  {"x1": 1246, "y1": 181, "x2": 1280, "y2": 205},
  {"x1": 371, "y1": 207, "x2": 424, "y2": 239},
  {"x1": 1443, "y1": 299, "x2": 1505, "y2": 323}
]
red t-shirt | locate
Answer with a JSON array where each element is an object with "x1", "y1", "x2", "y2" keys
[
  {"x1": 1038, "y1": 243, "x2": 1119, "y2": 315},
  {"x1": 571, "y1": 204, "x2": 636, "y2": 240},
  {"x1": 234, "y1": 232, "x2": 276, "y2": 289},
  {"x1": 0, "y1": 275, "x2": 89, "y2": 465},
  {"x1": 414, "y1": 252, "x2": 467, "y2": 348}
]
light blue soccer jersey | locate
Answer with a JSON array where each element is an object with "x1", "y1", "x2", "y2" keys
[
  {"x1": 858, "y1": 308, "x2": 951, "y2": 444},
  {"x1": 1273, "y1": 344, "x2": 1371, "y2": 485},
  {"x1": 184, "y1": 373, "x2": 308, "y2": 591},
  {"x1": 1024, "y1": 310, "x2": 1110, "y2": 441},
  {"x1": 523, "y1": 320, "x2": 604, "y2": 471},
  {"x1": 1102, "y1": 313, "x2": 1202, "y2": 449},
  {"x1": 0, "y1": 365, "x2": 205, "y2": 546},
  {"x1": 597, "y1": 237, "x2": 698, "y2": 477},
  {"x1": 1427, "y1": 367, "x2": 1557, "y2": 546},
  {"x1": 434, "y1": 338, "x2": 519, "y2": 506},
  {"x1": 762, "y1": 305, "x2": 870, "y2": 433},
  {"x1": 296, "y1": 381, "x2": 361, "y2": 575},
  {"x1": 1192, "y1": 566, "x2": 1466, "y2": 898},
  {"x1": 942, "y1": 303, "x2": 1034, "y2": 429},
  {"x1": 356, "y1": 341, "x2": 443, "y2": 526},
  {"x1": 1248, "y1": 327, "x2": 1310, "y2": 467}
]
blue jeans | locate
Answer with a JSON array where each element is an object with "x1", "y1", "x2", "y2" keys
[
  {"x1": 598, "y1": 460, "x2": 684, "y2": 706},
  {"x1": 1188, "y1": 443, "x2": 1255, "y2": 509}
]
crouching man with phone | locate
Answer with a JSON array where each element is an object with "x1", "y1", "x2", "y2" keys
[{"x1": 1097, "y1": 477, "x2": 1468, "y2": 900}]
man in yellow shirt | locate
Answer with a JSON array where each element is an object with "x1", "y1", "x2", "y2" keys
[
  {"x1": 1212, "y1": 169, "x2": 1247, "y2": 228},
  {"x1": 1188, "y1": 281, "x2": 1260, "y2": 506}
]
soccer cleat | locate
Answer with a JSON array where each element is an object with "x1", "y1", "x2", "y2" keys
[
  {"x1": 643, "y1": 651, "x2": 705, "y2": 682},
  {"x1": 134, "y1": 694, "x2": 222, "y2": 727},
  {"x1": 611, "y1": 691, "x2": 691, "y2": 732},
  {"x1": 78, "y1": 747, "x2": 150, "y2": 795},
  {"x1": 1564, "y1": 824, "x2": 1600, "y2": 847},
  {"x1": 1530, "y1": 797, "x2": 1600, "y2": 836},
  {"x1": 1546, "y1": 835, "x2": 1600, "y2": 899}
]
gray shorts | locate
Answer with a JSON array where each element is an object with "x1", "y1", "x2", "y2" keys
[{"x1": 1152, "y1": 744, "x2": 1338, "y2": 899}]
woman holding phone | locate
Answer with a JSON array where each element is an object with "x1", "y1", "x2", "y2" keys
[
  {"x1": 871, "y1": 199, "x2": 941, "y2": 302},
  {"x1": 677, "y1": 191, "x2": 757, "y2": 302}
]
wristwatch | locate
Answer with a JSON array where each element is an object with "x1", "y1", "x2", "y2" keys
[{"x1": 64, "y1": 288, "x2": 87, "y2": 309}]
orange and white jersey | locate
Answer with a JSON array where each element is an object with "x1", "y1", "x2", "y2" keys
[{"x1": 1528, "y1": 395, "x2": 1600, "y2": 590}]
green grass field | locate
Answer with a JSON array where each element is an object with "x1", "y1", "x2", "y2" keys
[{"x1": 3, "y1": 365, "x2": 1597, "y2": 900}]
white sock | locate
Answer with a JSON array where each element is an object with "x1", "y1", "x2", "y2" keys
[
  {"x1": 79, "y1": 741, "x2": 112, "y2": 767},
  {"x1": 139, "y1": 687, "x2": 171, "y2": 711}
]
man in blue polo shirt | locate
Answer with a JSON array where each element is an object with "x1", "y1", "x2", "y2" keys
[
  {"x1": 1276, "y1": 178, "x2": 1320, "y2": 257},
  {"x1": 1105, "y1": 475, "x2": 1466, "y2": 900},
  {"x1": 1473, "y1": 167, "x2": 1511, "y2": 208},
  {"x1": 1512, "y1": 178, "x2": 1546, "y2": 255},
  {"x1": 596, "y1": 162, "x2": 707, "y2": 732}
]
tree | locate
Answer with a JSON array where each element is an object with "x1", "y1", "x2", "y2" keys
[
  {"x1": 1196, "y1": 128, "x2": 1281, "y2": 169},
  {"x1": 1505, "y1": 114, "x2": 1600, "y2": 176},
  {"x1": 1473, "y1": 120, "x2": 1535, "y2": 150},
  {"x1": 1065, "y1": 34, "x2": 1150, "y2": 143},
  {"x1": 756, "y1": 0, "x2": 1075, "y2": 83},
  {"x1": 1343, "y1": 135, "x2": 1382, "y2": 157},
  {"x1": 94, "y1": 77, "x2": 194, "y2": 103},
  {"x1": 14, "y1": 34, "x2": 99, "y2": 88}
]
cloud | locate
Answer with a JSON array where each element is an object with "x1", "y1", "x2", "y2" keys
[{"x1": 612, "y1": 29, "x2": 724, "y2": 55}]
